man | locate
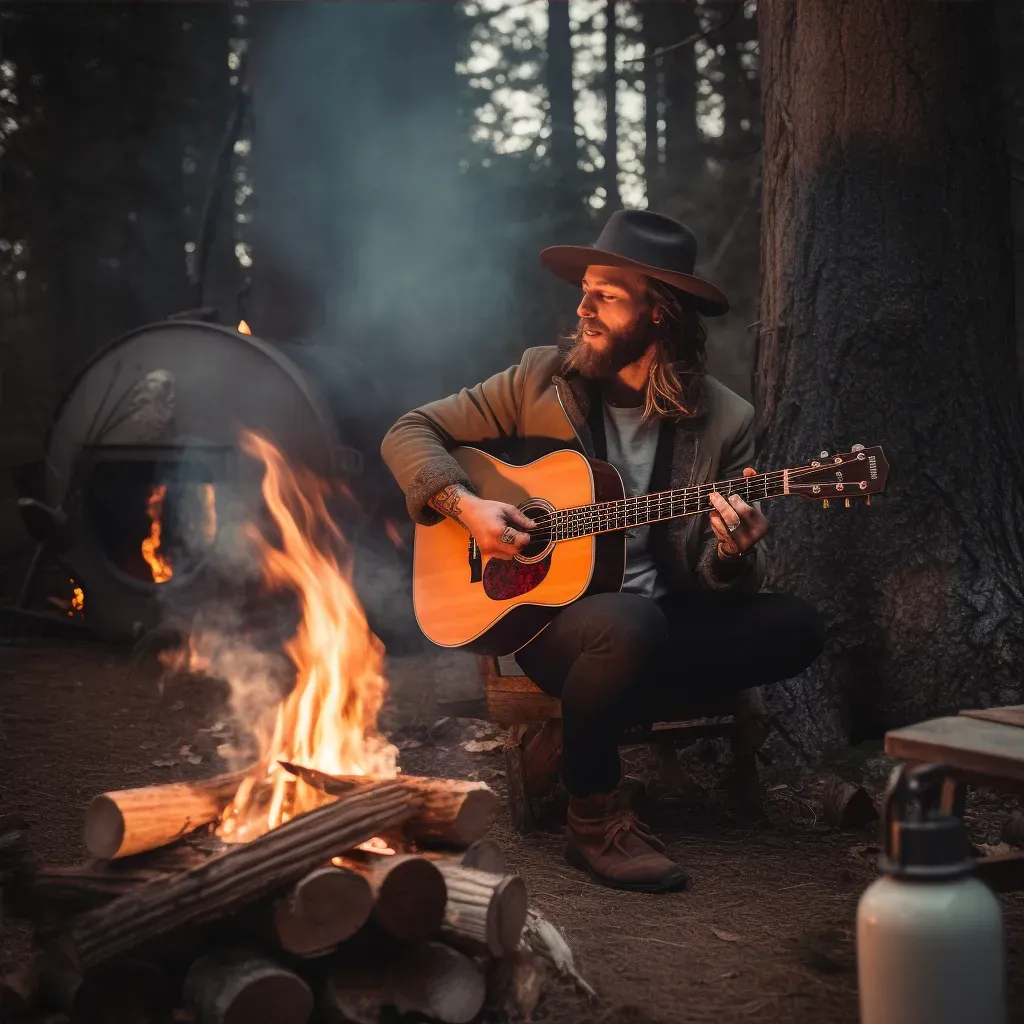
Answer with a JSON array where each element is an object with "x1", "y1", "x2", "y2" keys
[{"x1": 381, "y1": 210, "x2": 824, "y2": 892}]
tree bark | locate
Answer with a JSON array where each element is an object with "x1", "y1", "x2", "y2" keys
[
  {"x1": 754, "y1": 0, "x2": 1024, "y2": 758},
  {"x1": 436, "y1": 863, "x2": 527, "y2": 956}
]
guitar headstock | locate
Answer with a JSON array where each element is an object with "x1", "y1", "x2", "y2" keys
[{"x1": 788, "y1": 445, "x2": 888, "y2": 502}]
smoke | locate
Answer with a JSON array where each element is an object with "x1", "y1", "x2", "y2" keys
[{"x1": 246, "y1": 2, "x2": 525, "y2": 425}]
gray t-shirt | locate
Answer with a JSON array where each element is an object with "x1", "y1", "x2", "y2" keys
[{"x1": 602, "y1": 402, "x2": 666, "y2": 600}]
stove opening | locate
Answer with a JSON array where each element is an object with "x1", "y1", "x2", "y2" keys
[{"x1": 86, "y1": 461, "x2": 219, "y2": 584}]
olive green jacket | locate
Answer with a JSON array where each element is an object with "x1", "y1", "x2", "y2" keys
[{"x1": 381, "y1": 343, "x2": 767, "y2": 595}]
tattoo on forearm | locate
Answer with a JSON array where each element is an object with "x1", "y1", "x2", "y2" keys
[{"x1": 430, "y1": 485, "x2": 466, "y2": 523}]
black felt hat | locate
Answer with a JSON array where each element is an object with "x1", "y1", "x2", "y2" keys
[{"x1": 540, "y1": 209, "x2": 729, "y2": 317}]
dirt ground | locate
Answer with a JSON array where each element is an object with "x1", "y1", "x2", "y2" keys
[{"x1": 2, "y1": 637, "x2": 1023, "y2": 1024}]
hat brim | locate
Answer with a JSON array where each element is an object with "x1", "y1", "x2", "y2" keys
[{"x1": 539, "y1": 245, "x2": 730, "y2": 317}]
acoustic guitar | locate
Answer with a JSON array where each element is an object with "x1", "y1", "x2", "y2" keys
[{"x1": 413, "y1": 444, "x2": 889, "y2": 655}]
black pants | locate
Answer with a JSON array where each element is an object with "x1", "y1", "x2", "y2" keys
[{"x1": 515, "y1": 591, "x2": 825, "y2": 797}]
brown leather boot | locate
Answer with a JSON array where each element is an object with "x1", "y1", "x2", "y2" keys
[
  {"x1": 523, "y1": 719, "x2": 562, "y2": 797},
  {"x1": 565, "y1": 792, "x2": 692, "y2": 892}
]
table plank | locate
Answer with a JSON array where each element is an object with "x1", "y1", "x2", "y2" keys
[
  {"x1": 959, "y1": 705, "x2": 1024, "y2": 730},
  {"x1": 885, "y1": 716, "x2": 1024, "y2": 784}
]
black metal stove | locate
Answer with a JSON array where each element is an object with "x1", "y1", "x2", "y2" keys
[{"x1": 15, "y1": 319, "x2": 354, "y2": 638}]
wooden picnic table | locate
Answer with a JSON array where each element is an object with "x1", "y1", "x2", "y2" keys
[{"x1": 885, "y1": 705, "x2": 1024, "y2": 892}]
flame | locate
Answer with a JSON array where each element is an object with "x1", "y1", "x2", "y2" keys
[
  {"x1": 237, "y1": 320, "x2": 251, "y2": 335},
  {"x1": 217, "y1": 431, "x2": 397, "y2": 842},
  {"x1": 141, "y1": 485, "x2": 174, "y2": 583}
]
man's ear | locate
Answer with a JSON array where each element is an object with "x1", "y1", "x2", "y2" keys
[{"x1": 652, "y1": 306, "x2": 663, "y2": 324}]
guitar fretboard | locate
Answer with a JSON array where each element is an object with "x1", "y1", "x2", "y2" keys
[{"x1": 548, "y1": 471, "x2": 788, "y2": 541}]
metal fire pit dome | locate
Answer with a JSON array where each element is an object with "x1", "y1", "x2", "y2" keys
[{"x1": 41, "y1": 319, "x2": 345, "y2": 637}]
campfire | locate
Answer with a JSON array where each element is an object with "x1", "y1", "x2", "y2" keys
[{"x1": 1, "y1": 433, "x2": 582, "y2": 1024}]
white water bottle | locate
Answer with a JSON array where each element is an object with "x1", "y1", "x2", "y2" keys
[{"x1": 857, "y1": 763, "x2": 1006, "y2": 1024}]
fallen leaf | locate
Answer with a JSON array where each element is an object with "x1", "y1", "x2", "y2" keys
[
  {"x1": 186, "y1": 754, "x2": 203, "y2": 765},
  {"x1": 152, "y1": 759, "x2": 177, "y2": 768},
  {"x1": 139, "y1": 741, "x2": 155, "y2": 751},
  {"x1": 178, "y1": 745, "x2": 192, "y2": 756},
  {"x1": 711, "y1": 927, "x2": 742, "y2": 943},
  {"x1": 169, "y1": 701, "x2": 185, "y2": 711},
  {"x1": 720, "y1": 970, "x2": 739, "y2": 979},
  {"x1": 397, "y1": 738, "x2": 423, "y2": 750},
  {"x1": 463, "y1": 739, "x2": 503, "y2": 753}
]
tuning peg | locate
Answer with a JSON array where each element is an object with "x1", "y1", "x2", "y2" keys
[
  {"x1": 820, "y1": 450, "x2": 829, "y2": 458},
  {"x1": 851, "y1": 443, "x2": 864, "y2": 452}
]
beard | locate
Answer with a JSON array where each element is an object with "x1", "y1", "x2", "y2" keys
[{"x1": 564, "y1": 315, "x2": 657, "y2": 380}]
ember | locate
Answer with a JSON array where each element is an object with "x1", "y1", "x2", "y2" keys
[{"x1": 70, "y1": 578, "x2": 84, "y2": 617}]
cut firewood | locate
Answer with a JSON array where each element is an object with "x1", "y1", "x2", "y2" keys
[
  {"x1": 83, "y1": 770, "x2": 249, "y2": 859},
  {"x1": 271, "y1": 865, "x2": 373, "y2": 957},
  {"x1": 323, "y1": 942, "x2": 485, "y2": 1024},
  {"x1": 413, "y1": 837, "x2": 507, "y2": 874},
  {"x1": 278, "y1": 761, "x2": 498, "y2": 846},
  {"x1": 64, "y1": 781, "x2": 414, "y2": 970},
  {"x1": 39, "y1": 954, "x2": 172, "y2": 1021},
  {"x1": 436, "y1": 863, "x2": 527, "y2": 956},
  {"x1": 334, "y1": 853, "x2": 447, "y2": 942},
  {"x1": 392, "y1": 941, "x2": 487, "y2": 1023},
  {"x1": 184, "y1": 947, "x2": 313, "y2": 1024}
]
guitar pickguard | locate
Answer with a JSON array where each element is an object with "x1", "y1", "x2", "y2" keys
[{"x1": 482, "y1": 555, "x2": 552, "y2": 601}]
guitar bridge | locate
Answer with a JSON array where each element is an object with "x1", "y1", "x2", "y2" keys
[{"x1": 468, "y1": 536, "x2": 482, "y2": 583}]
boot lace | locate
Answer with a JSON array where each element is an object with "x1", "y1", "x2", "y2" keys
[{"x1": 601, "y1": 808, "x2": 668, "y2": 857}]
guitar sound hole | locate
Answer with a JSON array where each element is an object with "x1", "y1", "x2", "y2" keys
[{"x1": 518, "y1": 500, "x2": 552, "y2": 560}]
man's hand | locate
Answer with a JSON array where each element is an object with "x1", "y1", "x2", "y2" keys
[
  {"x1": 429, "y1": 485, "x2": 537, "y2": 560},
  {"x1": 708, "y1": 467, "x2": 770, "y2": 558}
]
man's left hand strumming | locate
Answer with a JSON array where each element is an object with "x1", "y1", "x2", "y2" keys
[{"x1": 708, "y1": 466, "x2": 770, "y2": 561}]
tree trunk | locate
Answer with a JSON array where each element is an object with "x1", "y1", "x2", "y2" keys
[
  {"x1": 659, "y1": 1, "x2": 702, "y2": 187},
  {"x1": 546, "y1": 0, "x2": 579, "y2": 203},
  {"x1": 754, "y1": 0, "x2": 1024, "y2": 759},
  {"x1": 603, "y1": 0, "x2": 621, "y2": 209}
]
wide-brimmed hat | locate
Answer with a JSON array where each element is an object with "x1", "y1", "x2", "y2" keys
[{"x1": 539, "y1": 209, "x2": 729, "y2": 317}]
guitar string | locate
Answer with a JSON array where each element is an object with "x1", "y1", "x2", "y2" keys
[{"x1": 514, "y1": 455, "x2": 872, "y2": 543}]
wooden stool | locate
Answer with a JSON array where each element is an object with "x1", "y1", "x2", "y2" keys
[{"x1": 477, "y1": 655, "x2": 768, "y2": 832}]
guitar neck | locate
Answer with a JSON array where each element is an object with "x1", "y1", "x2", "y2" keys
[{"x1": 552, "y1": 469, "x2": 791, "y2": 541}]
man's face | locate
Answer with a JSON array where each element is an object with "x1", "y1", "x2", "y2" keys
[{"x1": 567, "y1": 266, "x2": 658, "y2": 380}]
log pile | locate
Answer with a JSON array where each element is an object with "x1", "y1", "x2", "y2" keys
[{"x1": 0, "y1": 765, "x2": 581, "y2": 1024}]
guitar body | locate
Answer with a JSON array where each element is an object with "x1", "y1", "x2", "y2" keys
[{"x1": 412, "y1": 448, "x2": 626, "y2": 654}]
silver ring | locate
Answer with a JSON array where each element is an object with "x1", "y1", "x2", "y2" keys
[
  {"x1": 500, "y1": 527, "x2": 517, "y2": 545},
  {"x1": 726, "y1": 521, "x2": 741, "y2": 534}
]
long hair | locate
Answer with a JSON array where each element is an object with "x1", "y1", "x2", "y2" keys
[{"x1": 640, "y1": 276, "x2": 707, "y2": 421}]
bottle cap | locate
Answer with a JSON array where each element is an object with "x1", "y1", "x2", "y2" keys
[{"x1": 878, "y1": 763, "x2": 974, "y2": 880}]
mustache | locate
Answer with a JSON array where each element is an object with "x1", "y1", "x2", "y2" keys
[{"x1": 574, "y1": 318, "x2": 607, "y2": 337}]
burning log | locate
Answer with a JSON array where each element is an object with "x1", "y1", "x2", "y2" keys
[
  {"x1": 184, "y1": 947, "x2": 313, "y2": 1024},
  {"x1": 324, "y1": 941, "x2": 486, "y2": 1024},
  {"x1": 83, "y1": 771, "x2": 249, "y2": 859},
  {"x1": 334, "y1": 853, "x2": 447, "y2": 942},
  {"x1": 436, "y1": 863, "x2": 527, "y2": 957},
  {"x1": 270, "y1": 865, "x2": 373, "y2": 957},
  {"x1": 64, "y1": 781, "x2": 414, "y2": 970},
  {"x1": 279, "y1": 761, "x2": 498, "y2": 846}
]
